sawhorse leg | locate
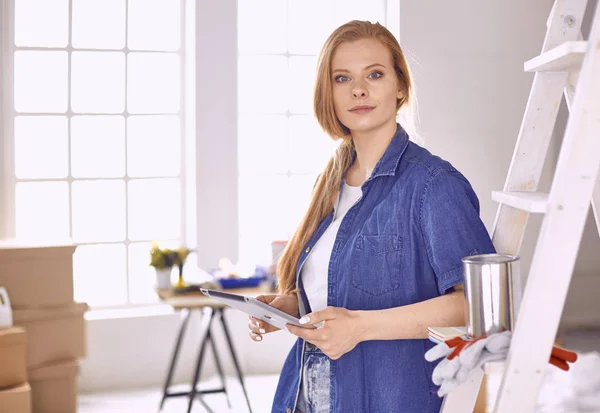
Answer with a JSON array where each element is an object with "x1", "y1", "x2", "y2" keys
[
  {"x1": 160, "y1": 307, "x2": 222, "y2": 413},
  {"x1": 160, "y1": 308, "x2": 192, "y2": 410},
  {"x1": 188, "y1": 307, "x2": 216, "y2": 413},
  {"x1": 209, "y1": 318, "x2": 232, "y2": 409},
  {"x1": 159, "y1": 306, "x2": 253, "y2": 413}
]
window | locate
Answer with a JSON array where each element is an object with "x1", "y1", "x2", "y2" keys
[
  {"x1": 1, "y1": 0, "x2": 400, "y2": 307},
  {"x1": 236, "y1": 0, "x2": 399, "y2": 265},
  {"x1": 2, "y1": 0, "x2": 191, "y2": 307}
]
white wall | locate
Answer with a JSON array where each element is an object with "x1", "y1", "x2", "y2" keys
[
  {"x1": 194, "y1": 0, "x2": 239, "y2": 270},
  {"x1": 400, "y1": 0, "x2": 600, "y2": 329},
  {"x1": 400, "y1": 0, "x2": 554, "y2": 264}
]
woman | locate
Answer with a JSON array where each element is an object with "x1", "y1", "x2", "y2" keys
[{"x1": 248, "y1": 20, "x2": 495, "y2": 413}]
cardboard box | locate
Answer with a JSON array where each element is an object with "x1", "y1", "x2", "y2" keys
[
  {"x1": 0, "y1": 327, "x2": 27, "y2": 389},
  {"x1": 29, "y1": 360, "x2": 78, "y2": 413},
  {"x1": 0, "y1": 382, "x2": 32, "y2": 413},
  {"x1": 13, "y1": 303, "x2": 87, "y2": 369},
  {"x1": 0, "y1": 242, "x2": 76, "y2": 308}
]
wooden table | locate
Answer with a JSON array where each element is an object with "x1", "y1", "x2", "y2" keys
[
  {"x1": 156, "y1": 283, "x2": 272, "y2": 310},
  {"x1": 156, "y1": 283, "x2": 273, "y2": 413}
]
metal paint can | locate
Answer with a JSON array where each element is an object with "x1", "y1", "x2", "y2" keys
[{"x1": 462, "y1": 253, "x2": 521, "y2": 338}]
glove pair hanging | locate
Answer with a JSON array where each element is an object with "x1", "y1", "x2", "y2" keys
[{"x1": 425, "y1": 331, "x2": 578, "y2": 397}]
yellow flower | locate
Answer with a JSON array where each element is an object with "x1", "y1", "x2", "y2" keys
[
  {"x1": 149, "y1": 244, "x2": 192, "y2": 270},
  {"x1": 176, "y1": 247, "x2": 190, "y2": 264}
]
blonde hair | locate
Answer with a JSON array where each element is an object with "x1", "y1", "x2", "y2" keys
[{"x1": 277, "y1": 20, "x2": 418, "y2": 295}]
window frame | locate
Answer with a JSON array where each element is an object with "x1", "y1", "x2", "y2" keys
[
  {"x1": 0, "y1": 0, "x2": 192, "y2": 309},
  {"x1": 1, "y1": 0, "x2": 17, "y2": 240}
]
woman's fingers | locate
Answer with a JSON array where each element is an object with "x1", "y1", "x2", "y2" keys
[
  {"x1": 248, "y1": 318, "x2": 264, "y2": 333},
  {"x1": 248, "y1": 319, "x2": 257, "y2": 333},
  {"x1": 248, "y1": 317, "x2": 266, "y2": 342},
  {"x1": 248, "y1": 316, "x2": 268, "y2": 333},
  {"x1": 248, "y1": 317, "x2": 263, "y2": 341},
  {"x1": 249, "y1": 332, "x2": 263, "y2": 342}
]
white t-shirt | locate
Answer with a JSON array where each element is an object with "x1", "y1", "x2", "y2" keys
[{"x1": 301, "y1": 182, "x2": 363, "y2": 313}]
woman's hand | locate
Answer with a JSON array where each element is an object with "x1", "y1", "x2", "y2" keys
[
  {"x1": 286, "y1": 307, "x2": 368, "y2": 360},
  {"x1": 248, "y1": 294, "x2": 299, "y2": 342}
]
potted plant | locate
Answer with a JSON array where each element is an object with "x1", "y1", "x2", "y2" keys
[
  {"x1": 149, "y1": 243, "x2": 192, "y2": 289},
  {"x1": 149, "y1": 243, "x2": 177, "y2": 289}
]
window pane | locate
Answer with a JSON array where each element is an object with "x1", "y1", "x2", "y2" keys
[
  {"x1": 128, "y1": 178, "x2": 180, "y2": 241},
  {"x1": 128, "y1": 241, "x2": 176, "y2": 304},
  {"x1": 72, "y1": 0, "x2": 126, "y2": 49},
  {"x1": 72, "y1": 180, "x2": 126, "y2": 243},
  {"x1": 238, "y1": 0, "x2": 287, "y2": 54},
  {"x1": 73, "y1": 244, "x2": 127, "y2": 306},
  {"x1": 289, "y1": 56, "x2": 317, "y2": 114},
  {"x1": 238, "y1": 174, "x2": 288, "y2": 265},
  {"x1": 238, "y1": 115, "x2": 288, "y2": 175},
  {"x1": 334, "y1": 0, "x2": 386, "y2": 27},
  {"x1": 15, "y1": 116, "x2": 68, "y2": 179},
  {"x1": 289, "y1": 115, "x2": 337, "y2": 174},
  {"x1": 128, "y1": 0, "x2": 180, "y2": 51},
  {"x1": 16, "y1": 182, "x2": 70, "y2": 242},
  {"x1": 72, "y1": 52, "x2": 125, "y2": 114},
  {"x1": 71, "y1": 116, "x2": 126, "y2": 178},
  {"x1": 288, "y1": 174, "x2": 318, "y2": 237},
  {"x1": 15, "y1": 0, "x2": 68, "y2": 47},
  {"x1": 289, "y1": 0, "x2": 335, "y2": 55},
  {"x1": 127, "y1": 53, "x2": 180, "y2": 114},
  {"x1": 127, "y1": 116, "x2": 180, "y2": 177},
  {"x1": 14, "y1": 51, "x2": 68, "y2": 113},
  {"x1": 238, "y1": 55, "x2": 288, "y2": 114}
]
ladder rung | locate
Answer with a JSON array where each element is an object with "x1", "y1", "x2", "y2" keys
[
  {"x1": 524, "y1": 41, "x2": 588, "y2": 72},
  {"x1": 491, "y1": 191, "x2": 549, "y2": 213}
]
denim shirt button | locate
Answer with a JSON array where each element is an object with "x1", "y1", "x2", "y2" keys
[
  {"x1": 305, "y1": 247, "x2": 310, "y2": 253},
  {"x1": 286, "y1": 409, "x2": 292, "y2": 413}
]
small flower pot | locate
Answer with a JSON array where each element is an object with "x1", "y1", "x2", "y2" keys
[{"x1": 155, "y1": 268, "x2": 172, "y2": 289}]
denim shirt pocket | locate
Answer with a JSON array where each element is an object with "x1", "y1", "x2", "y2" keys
[{"x1": 350, "y1": 234, "x2": 403, "y2": 296}]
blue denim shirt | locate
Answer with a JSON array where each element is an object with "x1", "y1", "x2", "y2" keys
[{"x1": 272, "y1": 125, "x2": 496, "y2": 413}]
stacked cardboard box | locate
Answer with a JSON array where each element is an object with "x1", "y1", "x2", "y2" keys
[
  {"x1": 0, "y1": 327, "x2": 31, "y2": 413},
  {"x1": 0, "y1": 242, "x2": 86, "y2": 413}
]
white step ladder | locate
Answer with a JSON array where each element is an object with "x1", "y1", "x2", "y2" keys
[{"x1": 440, "y1": 0, "x2": 600, "y2": 412}]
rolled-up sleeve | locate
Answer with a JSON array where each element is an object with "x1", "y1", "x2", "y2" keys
[{"x1": 419, "y1": 169, "x2": 496, "y2": 295}]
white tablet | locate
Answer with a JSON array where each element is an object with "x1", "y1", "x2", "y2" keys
[{"x1": 200, "y1": 288, "x2": 315, "y2": 330}]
